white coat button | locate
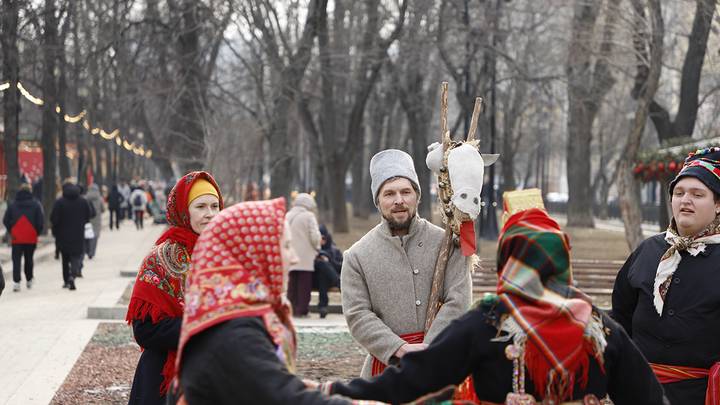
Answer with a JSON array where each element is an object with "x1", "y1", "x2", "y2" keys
[
  {"x1": 413, "y1": 269, "x2": 419, "y2": 274},
  {"x1": 415, "y1": 300, "x2": 421, "y2": 306}
]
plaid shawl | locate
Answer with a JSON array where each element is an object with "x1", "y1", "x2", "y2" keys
[{"x1": 497, "y1": 208, "x2": 599, "y2": 401}]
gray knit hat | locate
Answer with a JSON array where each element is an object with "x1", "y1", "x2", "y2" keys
[{"x1": 369, "y1": 149, "x2": 420, "y2": 206}]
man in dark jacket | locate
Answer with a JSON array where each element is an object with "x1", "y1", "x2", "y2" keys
[
  {"x1": 3, "y1": 183, "x2": 44, "y2": 292},
  {"x1": 107, "y1": 184, "x2": 123, "y2": 230},
  {"x1": 50, "y1": 180, "x2": 93, "y2": 290},
  {"x1": 612, "y1": 147, "x2": 720, "y2": 405}
]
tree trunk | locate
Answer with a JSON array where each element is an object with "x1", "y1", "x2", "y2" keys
[
  {"x1": 40, "y1": 0, "x2": 60, "y2": 229},
  {"x1": 167, "y1": 0, "x2": 206, "y2": 173},
  {"x1": 266, "y1": 0, "x2": 328, "y2": 200},
  {"x1": 351, "y1": 150, "x2": 369, "y2": 219},
  {"x1": 1, "y1": 0, "x2": 21, "y2": 199},
  {"x1": 618, "y1": 0, "x2": 663, "y2": 250},
  {"x1": 566, "y1": 101, "x2": 596, "y2": 227},
  {"x1": 642, "y1": 0, "x2": 715, "y2": 226},
  {"x1": 646, "y1": 0, "x2": 715, "y2": 144},
  {"x1": 56, "y1": 56, "x2": 71, "y2": 181},
  {"x1": 618, "y1": 162, "x2": 645, "y2": 250},
  {"x1": 565, "y1": 0, "x2": 620, "y2": 227},
  {"x1": 327, "y1": 156, "x2": 348, "y2": 232}
]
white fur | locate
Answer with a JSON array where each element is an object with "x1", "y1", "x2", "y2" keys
[{"x1": 448, "y1": 144, "x2": 485, "y2": 219}]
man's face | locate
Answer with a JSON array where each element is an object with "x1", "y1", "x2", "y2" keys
[
  {"x1": 671, "y1": 177, "x2": 720, "y2": 236},
  {"x1": 378, "y1": 177, "x2": 418, "y2": 232}
]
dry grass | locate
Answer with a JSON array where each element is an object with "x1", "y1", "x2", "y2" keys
[{"x1": 329, "y1": 206, "x2": 631, "y2": 262}]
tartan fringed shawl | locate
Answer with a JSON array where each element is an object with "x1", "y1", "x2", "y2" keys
[{"x1": 497, "y1": 209, "x2": 600, "y2": 402}]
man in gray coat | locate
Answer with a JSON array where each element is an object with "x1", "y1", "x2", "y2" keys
[{"x1": 341, "y1": 149, "x2": 472, "y2": 378}]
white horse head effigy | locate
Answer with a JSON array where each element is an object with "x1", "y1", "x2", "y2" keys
[
  {"x1": 423, "y1": 81, "x2": 500, "y2": 335},
  {"x1": 425, "y1": 82, "x2": 499, "y2": 256}
]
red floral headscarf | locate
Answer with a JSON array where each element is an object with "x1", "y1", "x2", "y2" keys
[
  {"x1": 156, "y1": 171, "x2": 224, "y2": 251},
  {"x1": 176, "y1": 198, "x2": 296, "y2": 374},
  {"x1": 126, "y1": 171, "x2": 223, "y2": 395}
]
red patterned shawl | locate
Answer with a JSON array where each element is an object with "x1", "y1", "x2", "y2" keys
[
  {"x1": 125, "y1": 171, "x2": 223, "y2": 394},
  {"x1": 176, "y1": 198, "x2": 297, "y2": 373},
  {"x1": 497, "y1": 209, "x2": 599, "y2": 401}
]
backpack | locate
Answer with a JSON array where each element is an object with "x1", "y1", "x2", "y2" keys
[{"x1": 133, "y1": 193, "x2": 143, "y2": 207}]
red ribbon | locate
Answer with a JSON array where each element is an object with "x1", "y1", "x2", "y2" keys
[{"x1": 460, "y1": 221, "x2": 476, "y2": 256}]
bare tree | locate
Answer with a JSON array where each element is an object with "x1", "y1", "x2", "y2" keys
[
  {"x1": 300, "y1": 0, "x2": 408, "y2": 232},
  {"x1": 389, "y1": 0, "x2": 438, "y2": 220},
  {"x1": 618, "y1": 0, "x2": 664, "y2": 250},
  {"x1": 39, "y1": 0, "x2": 62, "y2": 226},
  {"x1": 565, "y1": 0, "x2": 622, "y2": 227},
  {"x1": 1, "y1": 0, "x2": 22, "y2": 200}
]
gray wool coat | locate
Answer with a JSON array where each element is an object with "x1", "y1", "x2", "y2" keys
[{"x1": 341, "y1": 216, "x2": 472, "y2": 377}]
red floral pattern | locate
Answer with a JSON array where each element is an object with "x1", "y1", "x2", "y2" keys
[{"x1": 176, "y1": 198, "x2": 297, "y2": 373}]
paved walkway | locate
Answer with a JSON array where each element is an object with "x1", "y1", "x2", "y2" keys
[{"x1": 0, "y1": 220, "x2": 164, "y2": 405}]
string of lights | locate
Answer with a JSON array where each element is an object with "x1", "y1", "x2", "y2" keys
[{"x1": 0, "y1": 80, "x2": 153, "y2": 159}]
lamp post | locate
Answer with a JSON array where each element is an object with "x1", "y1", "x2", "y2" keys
[{"x1": 479, "y1": 0, "x2": 502, "y2": 240}]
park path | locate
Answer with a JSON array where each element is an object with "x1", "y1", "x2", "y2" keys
[{"x1": 0, "y1": 219, "x2": 163, "y2": 405}]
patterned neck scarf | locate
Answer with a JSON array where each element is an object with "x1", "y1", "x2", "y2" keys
[
  {"x1": 654, "y1": 215, "x2": 720, "y2": 314},
  {"x1": 497, "y1": 209, "x2": 600, "y2": 402},
  {"x1": 125, "y1": 171, "x2": 223, "y2": 395},
  {"x1": 176, "y1": 198, "x2": 297, "y2": 373}
]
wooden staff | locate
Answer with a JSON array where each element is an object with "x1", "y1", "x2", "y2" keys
[
  {"x1": 424, "y1": 92, "x2": 485, "y2": 333},
  {"x1": 425, "y1": 82, "x2": 453, "y2": 333}
]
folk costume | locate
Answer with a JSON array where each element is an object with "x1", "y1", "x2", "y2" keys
[
  {"x1": 126, "y1": 172, "x2": 223, "y2": 405},
  {"x1": 168, "y1": 199, "x2": 376, "y2": 405},
  {"x1": 612, "y1": 147, "x2": 720, "y2": 405},
  {"x1": 326, "y1": 208, "x2": 666, "y2": 405},
  {"x1": 342, "y1": 149, "x2": 472, "y2": 378}
]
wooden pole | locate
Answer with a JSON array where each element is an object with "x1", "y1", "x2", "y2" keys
[
  {"x1": 466, "y1": 97, "x2": 483, "y2": 142},
  {"x1": 424, "y1": 227, "x2": 454, "y2": 333}
]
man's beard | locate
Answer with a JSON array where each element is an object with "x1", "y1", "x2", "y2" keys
[{"x1": 383, "y1": 210, "x2": 415, "y2": 232}]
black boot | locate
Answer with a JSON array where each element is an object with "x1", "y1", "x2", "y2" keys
[{"x1": 319, "y1": 307, "x2": 328, "y2": 319}]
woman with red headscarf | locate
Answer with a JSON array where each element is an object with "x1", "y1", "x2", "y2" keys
[
  {"x1": 168, "y1": 198, "x2": 396, "y2": 405},
  {"x1": 317, "y1": 208, "x2": 667, "y2": 405},
  {"x1": 126, "y1": 172, "x2": 223, "y2": 405}
]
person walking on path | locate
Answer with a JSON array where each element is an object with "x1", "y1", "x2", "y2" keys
[
  {"x1": 131, "y1": 185, "x2": 149, "y2": 230},
  {"x1": 126, "y1": 171, "x2": 223, "y2": 405},
  {"x1": 314, "y1": 224, "x2": 342, "y2": 318},
  {"x1": 119, "y1": 180, "x2": 132, "y2": 221},
  {"x1": 107, "y1": 184, "x2": 123, "y2": 230},
  {"x1": 3, "y1": 182, "x2": 44, "y2": 292},
  {"x1": 286, "y1": 193, "x2": 321, "y2": 317},
  {"x1": 84, "y1": 183, "x2": 105, "y2": 259},
  {"x1": 612, "y1": 146, "x2": 720, "y2": 405},
  {"x1": 319, "y1": 208, "x2": 667, "y2": 405},
  {"x1": 50, "y1": 179, "x2": 93, "y2": 290},
  {"x1": 341, "y1": 149, "x2": 471, "y2": 378}
]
